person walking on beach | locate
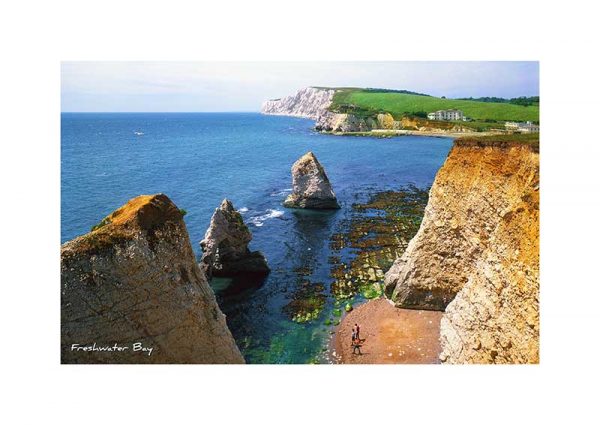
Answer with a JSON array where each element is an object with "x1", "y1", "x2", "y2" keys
[
  {"x1": 355, "y1": 323, "x2": 361, "y2": 341},
  {"x1": 351, "y1": 328, "x2": 357, "y2": 347},
  {"x1": 352, "y1": 337, "x2": 362, "y2": 355}
]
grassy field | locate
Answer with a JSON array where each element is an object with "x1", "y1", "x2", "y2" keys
[{"x1": 330, "y1": 88, "x2": 539, "y2": 122}]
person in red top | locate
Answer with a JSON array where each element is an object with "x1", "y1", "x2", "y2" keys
[{"x1": 355, "y1": 323, "x2": 360, "y2": 341}]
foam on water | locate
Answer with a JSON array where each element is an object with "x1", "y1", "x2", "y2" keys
[
  {"x1": 270, "y1": 188, "x2": 292, "y2": 197},
  {"x1": 248, "y1": 209, "x2": 285, "y2": 227}
]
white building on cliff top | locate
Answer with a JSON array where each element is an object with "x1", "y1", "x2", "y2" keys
[
  {"x1": 427, "y1": 109, "x2": 464, "y2": 121},
  {"x1": 505, "y1": 121, "x2": 540, "y2": 133}
]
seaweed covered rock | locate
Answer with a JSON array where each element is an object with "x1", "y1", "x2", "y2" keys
[
  {"x1": 200, "y1": 199, "x2": 269, "y2": 279},
  {"x1": 283, "y1": 152, "x2": 340, "y2": 209},
  {"x1": 61, "y1": 194, "x2": 244, "y2": 364}
]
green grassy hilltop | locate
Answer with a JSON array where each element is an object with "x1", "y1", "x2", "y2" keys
[{"x1": 329, "y1": 88, "x2": 539, "y2": 123}]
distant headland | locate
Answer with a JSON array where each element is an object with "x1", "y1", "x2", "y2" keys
[{"x1": 261, "y1": 87, "x2": 539, "y2": 137}]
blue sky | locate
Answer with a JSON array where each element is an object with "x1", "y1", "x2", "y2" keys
[{"x1": 61, "y1": 61, "x2": 539, "y2": 112}]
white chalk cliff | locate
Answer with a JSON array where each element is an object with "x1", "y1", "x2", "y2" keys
[{"x1": 261, "y1": 87, "x2": 335, "y2": 119}]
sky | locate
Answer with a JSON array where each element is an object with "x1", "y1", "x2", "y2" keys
[{"x1": 61, "y1": 61, "x2": 539, "y2": 112}]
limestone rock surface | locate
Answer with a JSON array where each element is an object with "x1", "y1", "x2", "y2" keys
[
  {"x1": 283, "y1": 152, "x2": 340, "y2": 209},
  {"x1": 315, "y1": 112, "x2": 396, "y2": 132},
  {"x1": 439, "y1": 180, "x2": 539, "y2": 363},
  {"x1": 384, "y1": 141, "x2": 539, "y2": 311},
  {"x1": 383, "y1": 138, "x2": 539, "y2": 363},
  {"x1": 61, "y1": 194, "x2": 244, "y2": 364},
  {"x1": 261, "y1": 87, "x2": 334, "y2": 119},
  {"x1": 200, "y1": 199, "x2": 269, "y2": 279}
]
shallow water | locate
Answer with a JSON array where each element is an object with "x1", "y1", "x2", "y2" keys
[{"x1": 61, "y1": 112, "x2": 453, "y2": 363}]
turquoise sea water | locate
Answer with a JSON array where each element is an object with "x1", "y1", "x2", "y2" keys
[{"x1": 61, "y1": 112, "x2": 453, "y2": 363}]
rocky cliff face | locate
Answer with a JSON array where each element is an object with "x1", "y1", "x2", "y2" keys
[
  {"x1": 384, "y1": 140, "x2": 539, "y2": 310},
  {"x1": 439, "y1": 175, "x2": 539, "y2": 364},
  {"x1": 315, "y1": 112, "x2": 471, "y2": 133},
  {"x1": 284, "y1": 151, "x2": 340, "y2": 209},
  {"x1": 61, "y1": 194, "x2": 244, "y2": 364},
  {"x1": 315, "y1": 112, "x2": 396, "y2": 132},
  {"x1": 260, "y1": 86, "x2": 394, "y2": 132},
  {"x1": 261, "y1": 87, "x2": 335, "y2": 119},
  {"x1": 200, "y1": 199, "x2": 269, "y2": 279},
  {"x1": 399, "y1": 116, "x2": 473, "y2": 133},
  {"x1": 383, "y1": 138, "x2": 539, "y2": 363}
]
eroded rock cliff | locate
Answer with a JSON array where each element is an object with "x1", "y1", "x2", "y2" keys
[
  {"x1": 200, "y1": 199, "x2": 269, "y2": 279},
  {"x1": 384, "y1": 139, "x2": 539, "y2": 310},
  {"x1": 439, "y1": 175, "x2": 539, "y2": 364},
  {"x1": 261, "y1": 87, "x2": 335, "y2": 119},
  {"x1": 399, "y1": 116, "x2": 473, "y2": 133},
  {"x1": 284, "y1": 151, "x2": 340, "y2": 209},
  {"x1": 315, "y1": 112, "x2": 396, "y2": 132},
  {"x1": 61, "y1": 194, "x2": 244, "y2": 364},
  {"x1": 384, "y1": 137, "x2": 539, "y2": 363}
]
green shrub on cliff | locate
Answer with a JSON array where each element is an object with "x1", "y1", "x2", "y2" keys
[{"x1": 90, "y1": 217, "x2": 111, "y2": 232}]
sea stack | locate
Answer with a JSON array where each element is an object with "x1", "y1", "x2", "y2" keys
[
  {"x1": 200, "y1": 199, "x2": 270, "y2": 279},
  {"x1": 61, "y1": 194, "x2": 244, "y2": 364},
  {"x1": 283, "y1": 151, "x2": 340, "y2": 209}
]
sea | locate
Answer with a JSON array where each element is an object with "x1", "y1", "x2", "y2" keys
[{"x1": 61, "y1": 112, "x2": 453, "y2": 363}]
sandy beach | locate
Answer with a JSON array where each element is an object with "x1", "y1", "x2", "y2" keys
[
  {"x1": 371, "y1": 129, "x2": 505, "y2": 138},
  {"x1": 331, "y1": 298, "x2": 443, "y2": 364},
  {"x1": 323, "y1": 129, "x2": 509, "y2": 138}
]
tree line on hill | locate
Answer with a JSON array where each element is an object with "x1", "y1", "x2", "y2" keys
[
  {"x1": 363, "y1": 88, "x2": 431, "y2": 97},
  {"x1": 455, "y1": 96, "x2": 539, "y2": 107}
]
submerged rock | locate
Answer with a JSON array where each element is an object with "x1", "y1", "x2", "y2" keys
[
  {"x1": 61, "y1": 194, "x2": 244, "y2": 364},
  {"x1": 327, "y1": 187, "x2": 428, "y2": 301},
  {"x1": 200, "y1": 199, "x2": 269, "y2": 279},
  {"x1": 283, "y1": 152, "x2": 340, "y2": 209}
]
